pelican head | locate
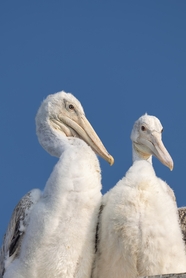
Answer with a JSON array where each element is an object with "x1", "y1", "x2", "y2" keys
[
  {"x1": 130, "y1": 113, "x2": 173, "y2": 170},
  {"x1": 36, "y1": 91, "x2": 114, "y2": 165}
]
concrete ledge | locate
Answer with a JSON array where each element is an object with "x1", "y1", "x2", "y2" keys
[{"x1": 143, "y1": 273, "x2": 186, "y2": 278}]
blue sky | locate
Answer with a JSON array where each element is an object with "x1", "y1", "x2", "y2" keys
[{"x1": 0, "y1": 1, "x2": 186, "y2": 241}]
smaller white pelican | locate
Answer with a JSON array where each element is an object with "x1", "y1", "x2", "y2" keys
[
  {"x1": 92, "y1": 114, "x2": 186, "y2": 278},
  {"x1": 0, "y1": 91, "x2": 114, "y2": 278}
]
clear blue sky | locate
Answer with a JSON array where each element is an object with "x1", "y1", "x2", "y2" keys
[{"x1": 0, "y1": 1, "x2": 186, "y2": 241}]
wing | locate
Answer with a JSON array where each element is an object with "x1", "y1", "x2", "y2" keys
[
  {"x1": 0, "y1": 189, "x2": 41, "y2": 276},
  {"x1": 91, "y1": 203, "x2": 104, "y2": 278},
  {"x1": 95, "y1": 204, "x2": 104, "y2": 253},
  {"x1": 178, "y1": 207, "x2": 186, "y2": 245},
  {"x1": 165, "y1": 188, "x2": 186, "y2": 245}
]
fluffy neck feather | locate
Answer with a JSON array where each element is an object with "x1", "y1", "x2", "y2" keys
[
  {"x1": 132, "y1": 143, "x2": 152, "y2": 165},
  {"x1": 36, "y1": 119, "x2": 69, "y2": 158}
]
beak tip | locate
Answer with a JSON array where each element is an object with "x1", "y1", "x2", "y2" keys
[
  {"x1": 170, "y1": 164, "x2": 174, "y2": 171},
  {"x1": 109, "y1": 155, "x2": 114, "y2": 166},
  {"x1": 168, "y1": 160, "x2": 174, "y2": 171}
]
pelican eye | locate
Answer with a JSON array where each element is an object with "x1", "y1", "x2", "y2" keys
[
  {"x1": 69, "y1": 104, "x2": 74, "y2": 110},
  {"x1": 141, "y1": 126, "x2": 146, "y2": 131},
  {"x1": 161, "y1": 128, "x2": 163, "y2": 133}
]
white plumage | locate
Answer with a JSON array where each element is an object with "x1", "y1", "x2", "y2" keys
[
  {"x1": 92, "y1": 114, "x2": 186, "y2": 278},
  {"x1": 0, "y1": 91, "x2": 113, "y2": 278}
]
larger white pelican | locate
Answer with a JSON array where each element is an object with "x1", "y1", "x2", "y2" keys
[
  {"x1": 0, "y1": 91, "x2": 114, "y2": 278},
  {"x1": 92, "y1": 114, "x2": 186, "y2": 278}
]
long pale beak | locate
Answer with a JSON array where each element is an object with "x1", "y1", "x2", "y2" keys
[
  {"x1": 139, "y1": 132, "x2": 173, "y2": 171},
  {"x1": 59, "y1": 114, "x2": 114, "y2": 166}
]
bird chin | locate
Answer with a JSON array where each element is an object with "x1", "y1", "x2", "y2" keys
[{"x1": 134, "y1": 142, "x2": 152, "y2": 158}]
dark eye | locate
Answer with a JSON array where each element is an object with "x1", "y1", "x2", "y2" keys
[
  {"x1": 161, "y1": 128, "x2": 163, "y2": 133},
  {"x1": 69, "y1": 104, "x2": 74, "y2": 110},
  {"x1": 141, "y1": 126, "x2": 146, "y2": 131}
]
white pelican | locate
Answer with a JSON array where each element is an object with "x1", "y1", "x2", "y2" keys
[
  {"x1": 0, "y1": 91, "x2": 114, "y2": 278},
  {"x1": 92, "y1": 114, "x2": 186, "y2": 278}
]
